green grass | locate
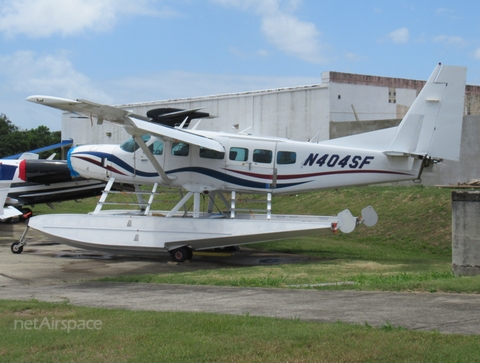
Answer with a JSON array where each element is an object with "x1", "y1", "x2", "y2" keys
[
  {"x1": 31, "y1": 185, "x2": 480, "y2": 293},
  {"x1": 2, "y1": 299, "x2": 480, "y2": 363}
]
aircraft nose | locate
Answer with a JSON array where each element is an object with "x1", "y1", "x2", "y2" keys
[
  {"x1": 67, "y1": 146, "x2": 80, "y2": 177},
  {"x1": 67, "y1": 144, "x2": 116, "y2": 181}
]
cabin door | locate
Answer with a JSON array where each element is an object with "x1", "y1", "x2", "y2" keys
[
  {"x1": 225, "y1": 139, "x2": 277, "y2": 192},
  {"x1": 132, "y1": 135, "x2": 166, "y2": 182}
]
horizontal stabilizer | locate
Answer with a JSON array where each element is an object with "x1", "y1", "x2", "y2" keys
[
  {"x1": 336, "y1": 209, "x2": 356, "y2": 234},
  {"x1": 1, "y1": 206, "x2": 22, "y2": 220},
  {"x1": 361, "y1": 206, "x2": 378, "y2": 227}
]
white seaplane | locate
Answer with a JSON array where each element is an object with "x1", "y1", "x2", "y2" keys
[{"x1": 14, "y1": 64, "x2": 466, "y2": 262}]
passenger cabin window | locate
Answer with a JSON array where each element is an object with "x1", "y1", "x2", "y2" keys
[
  {"x1": 199, "y1": 147, "x2": 224, "y2": 159},
  {"x1": 229, "y1": 147, "x2": 248, "y2": 161},
  {"x1": 277, "y1": 151, "x2": 296, "y2": 165},
  {"x1": 253, "y1": 149, "x2": 272, "y2": 164},
  {"x1": 171, "y1": 142, "x2": 189, "y2": 156}
]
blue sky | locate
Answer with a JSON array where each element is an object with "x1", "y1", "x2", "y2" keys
[{"x1": 1, "y1": 0, "x2": 479, "y2": 131}]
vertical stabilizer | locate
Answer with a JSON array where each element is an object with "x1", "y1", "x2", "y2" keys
[{"x1": 386, "y1": 64, "x2": 466, "y2": 161}]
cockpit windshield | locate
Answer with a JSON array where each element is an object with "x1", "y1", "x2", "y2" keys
[{"x1": 120, "y1": 135, "x2": 163, "y2": 155}]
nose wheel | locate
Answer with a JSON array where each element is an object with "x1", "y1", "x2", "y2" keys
[
  {"x1": 11, "y1": 241, "x2": 24, "y2": 254},
  {"x1": 11, "y1": 226, "x2": 29, "y2": 254},
  {"x1": 170, "y1": 246, "x2": 193, "y2": 262}
]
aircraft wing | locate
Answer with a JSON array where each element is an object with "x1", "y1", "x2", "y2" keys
[
  {"x1": 126, "y1": 118, "x2": 225, "y2": 153},
  {"x1": 5, "y1": 139, "x2": 74, "y2": 160},
  {"x1": 26, "y1": 96, "x2": 150, "y2": 123},
  {"x1": 27, "y1": 95, "x2": 225, "y2": 152}
]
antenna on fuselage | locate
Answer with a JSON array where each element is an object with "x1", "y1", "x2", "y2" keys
[
  {"x1": 238, "y1": 126, "x2": 252, "y2": 135},
  {"x1": 176, "y1": 116, "x2": 189, "y2": 129},
  {"x1": 190, "y1": 119, "x2": 202, "y2": 130},
  {"x1": 308, "y1": 129, "x2": 322, "y2": 143}
]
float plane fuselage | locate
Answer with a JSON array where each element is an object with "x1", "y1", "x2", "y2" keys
[{"x1": 17, "y1": 64, "x2": 466, "y2": 261}]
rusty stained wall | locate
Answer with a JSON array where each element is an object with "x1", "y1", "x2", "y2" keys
[
  {"x1": 466, "y1": 86, "x2": 480, "y2": 115},
  {"x1": 328, "y1": 71, "x2": 426, "y2": 90}
]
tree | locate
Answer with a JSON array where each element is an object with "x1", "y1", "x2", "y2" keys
[
  {"x1": 0, "y1": 113, "x2": 18, "y2": 134},
  {"x1": 0, "y1": 114, "x2": 61, "y2": 158}
]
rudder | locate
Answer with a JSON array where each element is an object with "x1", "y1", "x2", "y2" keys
[{"x1": 387, "y1": 64, "x2": 466, "y2": 161}]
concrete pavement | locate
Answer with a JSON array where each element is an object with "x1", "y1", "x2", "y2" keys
[
  {"x1": 2, "y1": 282, "x2": 480, "y2": 335},
  {"x1": 1, "y1": 220, "x2": 480, "y2": 335}
]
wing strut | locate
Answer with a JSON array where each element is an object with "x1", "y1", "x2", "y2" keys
[{"x1": 132, "y1": 134, "x2": 172, "y2": 185}]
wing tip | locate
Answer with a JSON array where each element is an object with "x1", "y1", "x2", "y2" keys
[{"x1": 26, "y1": 95, "x2": 79, "y2": 105}]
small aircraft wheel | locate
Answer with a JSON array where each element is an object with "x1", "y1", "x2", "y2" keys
[
  {"x1": 170, "y1": 247, "x2": 192, "y2": 262},
  {"x1": 11, "y1": 242, "x2": 23, "y2": 254}
]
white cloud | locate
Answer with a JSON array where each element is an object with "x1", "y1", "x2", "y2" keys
[
  {"x1": 228, "y1": 46, "x2": 269, "y2": 59},
  {"x1": 0, "y1": 50, "x2": 112, "y2": 130},
  {"x1": 261, "y1": 11, "x2": 324, "y2": 64},
  {"x1": 0, "y1": 51, "x2": 111, "y2": 101},
  {"x1": 474, "y1": 48, "x2": 480, "y2": 60},
  {"x1": 344, "y1": 52, "x2": 365, "y2": 62},
  {"x1": 435, "y1": 7, "x2": 461, "y2": 21},
  {"x1": 433, "y1": 35, "x2": 467, "y2": 47},
  {"x1": 257, "y1": 49, "x2": 269, "y2": 57},
  {"x1": 211, "y1": 0, "x2": 327, "y2": 64},
  {"x1": 387, "y1": 28, "x2": 409, "y2": 44},
  {"x1": 0, "y1": 0, "x2": 164, "y2": 38}
]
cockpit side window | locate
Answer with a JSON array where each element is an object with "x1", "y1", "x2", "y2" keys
[
  {"x1": 120, "y1": 135, "x2": 151, "y2": 153},
  {"x1": 120, "y1": 137, "x2": 136, "y2": 152}
]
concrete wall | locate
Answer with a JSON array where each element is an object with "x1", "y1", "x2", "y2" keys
[
  {"x1": 327, "y1": 83, "x2": 417, "y2": 122},
  {"x1": 330, "y1": 119, "x2": 401, "y2": 139},
  {"x1": 323, "y1": 70, "x2": 421, "y2": 122},
  {"x1": 421, "y1": 115, "x2": 480, "y2": 186},
  {"x1": 452, "y1": 191, "x2": 480, "y2": 276}
]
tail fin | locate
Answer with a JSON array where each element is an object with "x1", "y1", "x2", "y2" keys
[{"x1": 386, "y1": 63, "x2": 466, "y2": 161}]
